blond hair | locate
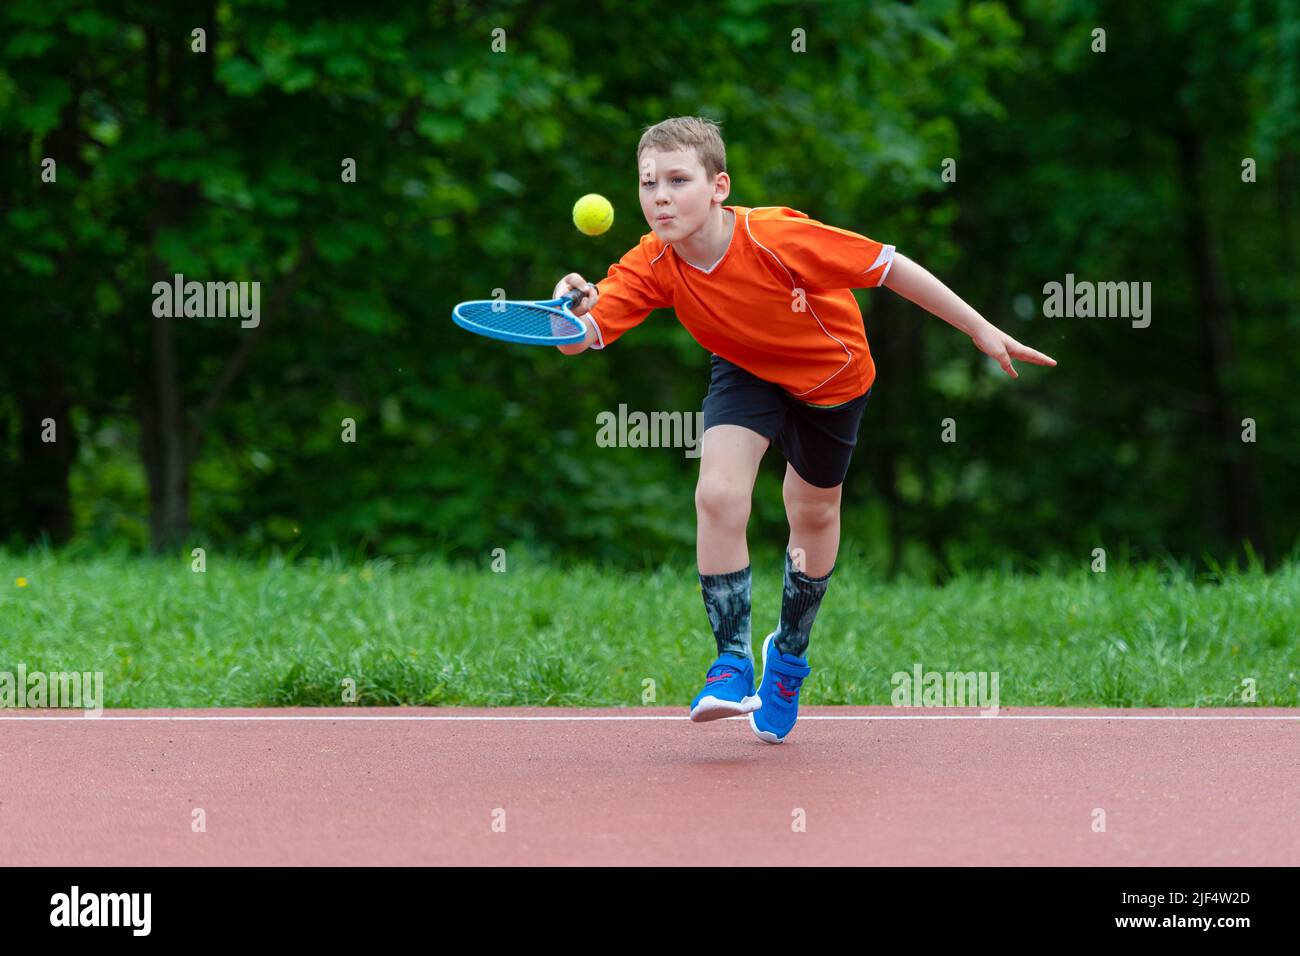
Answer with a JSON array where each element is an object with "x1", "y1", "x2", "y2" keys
[{"x1": 637, "y1": 116, "x2": 727, "y2": 180}]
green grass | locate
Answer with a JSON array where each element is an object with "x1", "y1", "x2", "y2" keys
[{"x1": 2, "y1": 549, "x2": 1297, "y2": 708}]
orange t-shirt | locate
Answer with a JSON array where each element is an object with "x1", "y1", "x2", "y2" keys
[{"x1": 586, "y1": 205, "x2": 894, "y2": 405}]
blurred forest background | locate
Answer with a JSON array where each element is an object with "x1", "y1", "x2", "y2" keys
[{"x1": 2, "y1": 0, "x2": 1297, "y2": 577}]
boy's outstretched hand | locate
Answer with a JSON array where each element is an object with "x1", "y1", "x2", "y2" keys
[
  {"x1": 882, "y1": 252, "x2": 1057, "y2": 379},
  {"x1": 970, "y1": 323, "x2": 1057, "y2": 379}
]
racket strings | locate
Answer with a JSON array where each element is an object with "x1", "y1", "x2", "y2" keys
[{"x1": 456, "y1": 301, "x2": 583, "y2": 340}]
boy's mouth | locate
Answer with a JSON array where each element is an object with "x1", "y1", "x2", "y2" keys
[{"x1": 655, "y1": 214, "x2": 674, "y2": 223}]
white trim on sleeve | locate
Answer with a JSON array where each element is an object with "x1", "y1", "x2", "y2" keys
[
  {"x1": 584, "y1": 312, "x2": 607, "y2": 350},
  {"x1": 867, "y1": 244, "x2": 895, "y2": 286}
]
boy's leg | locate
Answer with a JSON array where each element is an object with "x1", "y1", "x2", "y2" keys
[
  {"x1": 695, "y1": 424, "x2": 769, "y2": 660},
  {"x1": 696, "y1": 424, "x2": 769, "y2": 574},
  {"x1": 773, "y1": 462, "x2": 842, "y2": 657},
  {"x1": 765, "y1": 387, "x2": 871, "y2": 659},
  {"x1": 782, "y1": 463, "x2": 842, "y2": 578}
]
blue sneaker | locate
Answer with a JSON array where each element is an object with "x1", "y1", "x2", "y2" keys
[
  {"x1": 749, "y1": 633, "x2": 812, "y2": 743},
  {"x1": 689, "y1": 653, "x2": 761, "y2": 722}
]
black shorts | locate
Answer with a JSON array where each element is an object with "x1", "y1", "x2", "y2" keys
[{"x1": 700, "y1": 354, "x2": 872, "y2": 488}]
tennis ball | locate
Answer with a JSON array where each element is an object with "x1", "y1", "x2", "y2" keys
[{"x1": 573, "y1": 194, "x2": 614, "y2": 236}]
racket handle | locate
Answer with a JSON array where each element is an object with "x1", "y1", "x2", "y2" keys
[{"x1": 563, "y1": 282, "x2": 596, "y2": 309}]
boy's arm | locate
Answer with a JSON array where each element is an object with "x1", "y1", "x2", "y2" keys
[
  {"x1": 557, "y1": 319, "x2": 600, "y2": 355},
  {"x1": 552, "y1": 240, "x2": 672, "y2": 356},
  {"x1": 882, "y1": 252, "x2": 1057, "y2": 378}
]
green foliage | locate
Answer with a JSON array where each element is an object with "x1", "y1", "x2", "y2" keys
[
  {"x1": 2, "y1": 549, "x2": 1296, "y2": 707},
  {"x1": 0, "y1": 0, "x2": 1296, "y2": 570}
]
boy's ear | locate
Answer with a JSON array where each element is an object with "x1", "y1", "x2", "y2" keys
[{"x1": 714, "y1": 171, "x2": 731, "y2": 202}]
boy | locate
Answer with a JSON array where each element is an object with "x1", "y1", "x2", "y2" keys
[{"x1": 554, "y1": 116, "x2": 1055, "y2": 743}]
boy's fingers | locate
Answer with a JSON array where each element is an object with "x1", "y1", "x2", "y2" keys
[
  {"x1": 569, "y1": 286, "x2": 597, "y2": 316},
  {"x1": 1009, "y1": 341, "x2": 1058, "y2": 366},
  {"x1": 1018, "y1": 348, "x2": 1054, "y2": 365}
]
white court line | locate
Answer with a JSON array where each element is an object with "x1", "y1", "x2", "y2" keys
[{"x1": 0, "y1": 714, "x2": 1297, "y2": 722}]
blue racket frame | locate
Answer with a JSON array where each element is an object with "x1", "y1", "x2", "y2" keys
[{"x1": 451, "y1": 287, "x2": 591, "y2": 346}]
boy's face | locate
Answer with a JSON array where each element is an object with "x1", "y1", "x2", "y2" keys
[{"x1": 638, "y1": 147, "x2": 729, "y2": 242}]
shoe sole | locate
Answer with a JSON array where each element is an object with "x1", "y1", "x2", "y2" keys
[
  {"x1": 690, "y1": 693, "x2": 761, "y2": 722},
  {"x1": 750, "y1": 634, "x2": 788, "y2": 743}
]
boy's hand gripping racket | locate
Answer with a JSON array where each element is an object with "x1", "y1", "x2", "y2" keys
[{"x1": 451, "y1": 286, "x2": 594, "y2": 346}]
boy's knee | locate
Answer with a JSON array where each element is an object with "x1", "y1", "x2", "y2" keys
[
  {"x1": 695, "y1": 476, "x2": 751, "y2": 524},
  {"x1": 784, "y1": 493, "x2": 840, "y2": 530}
]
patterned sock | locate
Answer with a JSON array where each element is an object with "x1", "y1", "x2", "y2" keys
[
  {"x1": 699, "y1": 565, "x2": 753, "y2": 660},
  {"x1": 773, "y1": 548, "x2": 833, "y2": 658}
]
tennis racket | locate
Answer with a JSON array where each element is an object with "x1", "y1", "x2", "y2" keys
[{"x1": 451, "y1": 286, "x2": 595, "y2": 346}]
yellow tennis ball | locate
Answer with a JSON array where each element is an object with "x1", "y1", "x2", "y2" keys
[{"x1": 573, "y1": 194, "x2": 614, "y2": 236}]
